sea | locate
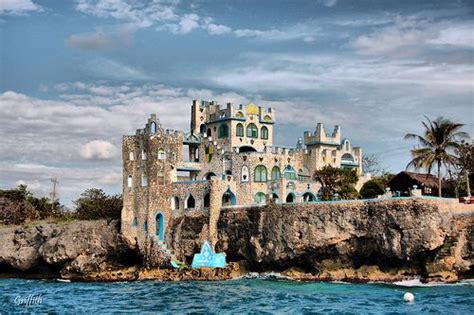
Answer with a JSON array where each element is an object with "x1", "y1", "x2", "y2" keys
[{"x1": 0, "y1": 276, "x2": 473, "y2": 314}]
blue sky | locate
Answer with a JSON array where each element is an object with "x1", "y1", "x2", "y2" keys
[{"x1": 0, "y1": 0, "x2": 473, "y2": 206}]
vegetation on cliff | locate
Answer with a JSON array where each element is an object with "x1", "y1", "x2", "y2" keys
[
  {"x1": 405, "y1": 116, "x2": 469, "y2": 197},
  {"x1": 0, "y1": 185, "x2": 122, "y2": 225},
  {"x1": 313, "y1": 166, "x2": 359, "y2": 200}
]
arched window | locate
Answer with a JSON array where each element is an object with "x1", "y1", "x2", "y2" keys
[
  {"x1": 341, "y1": 153, "x2": 355, "y2": 163},
  {"x1": 261, "y1": 126, "x2": 269, "y2": 139},
  {"x1": 141, "y1": 174, "x2": 148, "y2": 187},
  {"x1": 241, "y1": 166, "x2": 249, "y2": 182},
  {"x1": 218, "y1": 124, "x2": 229, "y2": 138},
  {"x1": 254, "y1": 165, "x2": 267, "y2": 182},
  {"x1": 303, "y1": 192, "x2": 316, "y2": 202},
  {"x1": 150, "y1": 122, "x2": 157, "y2": 133},
  {"x1": 254, "y1": 192, "x2": 266, "y2": 204},
  {"x1": 133, "y1": 217, "x2": 138, "y2": 226},
  {"x1": 271, "y1": 193, "x2": 280, "y2": 203},
  {"x1": 200, "y1": 124, "x2": 206, "y2": 134},
  {"x1": 298, "y1": 167, "x2": 309, "y2": 182},
  {"x1": 247, "y1": 123, "x2": 258, "y2": 138},
  {"x1": 155, "y1": 213, "x2": 165, "y2": 240},
  {"x1": 283, "y1": 165, "x2": 297, "y2": 180},
  {"x1": 171, "y1": 196, "x2": 180, "y2": 210},
  {"x1": 236, "y1": 123, "x2": 244, "y2": 137},
  {"x1": 141, "y1": 150, "x2": 147, "y2": 160},
  {"x1": 127, "y1": 175, "x2": 133, "y2": 188},
  {"x1": 144, "y1": 220, "x2": 148, "y2": 232},
  {"x1": 236, "y1": 111, "x2": 244, "y2": 118},
  {"x1": 158, "y1": 149, "x2": 166, "y2": 160},
  {"x1": 204, "y1": 172, "x2": 217, "y2": 180},
  {"x1": 207, "y1": 128, "x2": 212, "y2": 137},
  {"x1": 345, "y1": 140, "x2": 350, "y2": 151},
  {"x1": 222, "y1": 189, "x2": 237, "y2": 206},
  {"x1": 203, "y1": 192, "x2": 210, "y2": 209},
  {"x1": 271, "y1": 166, "x2": 281, "y2": 180},
  {"x1": 185, "y1": 195, "x2": 195, "y2": 209},
  {"x1": 286, "y1": 193, "x2": 295, "y2": 203}
]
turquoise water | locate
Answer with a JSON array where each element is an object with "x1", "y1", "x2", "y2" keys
[{"x1": 0, "y1": 278, "x2": 473, "y2": 314}]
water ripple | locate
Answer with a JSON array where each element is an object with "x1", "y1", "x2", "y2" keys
[{"x1": 0, "y1": 278, "x2": 473, "y2": 314}]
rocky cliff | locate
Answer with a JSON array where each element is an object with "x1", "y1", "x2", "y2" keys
[
  {"x1": 213, "y1": 198, "x2": 473, "y2": 282},
  {"x1": 0, "y1": 198, "x2": 473, "y2": 283},
  {"x1": 0, "y1": 220, "x2": 139, "y2": 279}
]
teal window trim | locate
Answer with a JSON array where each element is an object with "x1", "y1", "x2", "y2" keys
[
  {"x1": 236, "y1": 123, "x2": 244, "y2": 137},
  {"x1": 218, "y1": 124, "x2": 229, "y2": 138},
  {"x1": 254, "y1": 165, "x2": 268, "y2": 182},
  {"x1": 261, "y1": 126, "x2": 269, "y2": 140},
  {"x1": 247, "y1": 123, "x2": 258, "y2": 138}
]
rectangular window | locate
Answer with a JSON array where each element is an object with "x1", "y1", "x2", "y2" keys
[
  {"x1": 142, "y1": 150, "x2": 147, "y2": 160},
  {"x1": 129, "y1": 152, "x2": 134, "y2": 161},
  {"x1": 141, "y1": 175, "x2": 148, "y2": 187}
]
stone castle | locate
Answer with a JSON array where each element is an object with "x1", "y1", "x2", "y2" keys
[{"x1": 121, "y1": 101, "x2": 363, "y2": 257}]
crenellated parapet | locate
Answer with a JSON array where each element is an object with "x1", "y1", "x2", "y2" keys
[{"x1": 304, "y1": 123, "x2": 341, "y2": 146}]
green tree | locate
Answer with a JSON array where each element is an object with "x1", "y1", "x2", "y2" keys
[
  {"x1": 455, "y1": 141, "x2": 474, "y2": 198},
  {"x1": 404, "y1": 116, "x2": 469, "y2": 197},
  {"x1": 314, "y1": 166, "x2": 359, "y2": 200},
  {"x1": 74, "y1": 188, "x2": 122, "y2": 220},
  {"x1": 359, "y1": 179, "x2": 385, "y2": 199}
]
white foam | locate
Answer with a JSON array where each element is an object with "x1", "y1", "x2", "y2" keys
[{"x1": 393, "y1": 278, "x2": 474, "y2": 287}]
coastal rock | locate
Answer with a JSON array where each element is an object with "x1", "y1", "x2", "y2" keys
[
  {"x1": 211, "y1": 199, "x2": 473, "y2": 282},
  {"x1": 0, "y1": 220, "x2": 138, "y2": 277}
]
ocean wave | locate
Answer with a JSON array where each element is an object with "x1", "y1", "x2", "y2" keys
[
  {"x1": 391, "y1": 278, "x2": 474, "y2": 287},
  {"x1": 234, "y1": 272, "x2": 293, "y2": 281}
]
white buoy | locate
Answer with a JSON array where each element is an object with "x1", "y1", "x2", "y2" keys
[{"x1": 404, "y1": 292, "x2": 415, "y2": 303}]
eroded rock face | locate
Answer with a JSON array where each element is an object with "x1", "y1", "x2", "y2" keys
[
  {"x1": 213, "y1": 199, "x2": 472, "y2": 281},
  {"x1": 0, "y1": 220, "x2": 138, "y2": 276}
]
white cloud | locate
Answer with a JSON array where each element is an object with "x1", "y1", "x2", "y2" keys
[
  {"x1": 75, "y1": 0, "x2": 178, "y2": 28},
  {"x1": 205, "y1": 23, "x2": 232, "y2": 35},
  {"x1": 233, "y1": 22, "x2": 319, "y2": 42},
  {"x1": 82, "y1": 58, "x2": 151, "y2": 81},
  {"x1": 66, "y1": 28, "x2": 114, "y2": 50},
  {"x1": 352, "y1": 19, "x2": 474, "y2": 55},
  {"x1": 317, "y1": 0, "x2": 338, "y2": 7},
  {"x1": 0, "y1": 0, "x2": 42, "y2": 15},
  {"x1": 80, "y1": 140, "x2": 118, "y2": 160},
  {"x1": 209, "y1": 53, "x2": 474, "y2": 93},
  {"x1": 176, "y1": 13, "x2": 200, "y2": 34},
  {"x1": 428, "y1": 24, "x2": 474, "y2": 48}
]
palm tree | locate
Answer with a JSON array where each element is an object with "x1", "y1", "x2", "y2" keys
[{"x1": 404, "y1": 116, "x2": 469, "y2": 197}]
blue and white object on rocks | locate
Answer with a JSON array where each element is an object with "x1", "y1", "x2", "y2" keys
[{"x1": 191, "y1": 241, "x2": 227, "y2": 269}]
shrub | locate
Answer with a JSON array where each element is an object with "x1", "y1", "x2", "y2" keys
[
  {"x1": 360, "y1": 179, "x2": 385, "y2": 199},
  {"x1": 74, "y1": 188, "x2": 122, "y2": 220}
]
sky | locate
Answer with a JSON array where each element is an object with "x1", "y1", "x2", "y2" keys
[{"x1": 0, "y1": 0, "x2": 473, "y2": 206}]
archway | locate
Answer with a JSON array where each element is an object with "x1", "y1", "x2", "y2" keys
[
  {"x1": 171, "y1": 196, "x2": 180, "y2": 210},
  {"x1": 286, "y1": 193, "x2": 295, "y2": 203},
  {"x1": 303, "y1": 192, "x2": 316, "y2": 202},
  {"x1": 222, "y1": 188, "x2": 237, "y2": 206},
  {"x1": 239, "y1": 146, "x2": 257, "y2": 153},
  {"x1": 185, "y1": 194, "x2": 195, "y2": 209},
  {"x1": 271, "y1": 193, "x2": 280, "y2": 204},
  {"x1": 254, "y1": 192, "x2": 266, "y2": 204},
  {"x1": 200, "y1": 124, "x2": 206, "y2": 134},
  {"x1": 203, "y1": 192, "x2": 210, "y2": 209},
  {"x1": 155, "y1": 212, "x2": 165, "y2": 241},
  {"x1": 204, "y1": 172, "x2": 217, "y2": 180}
]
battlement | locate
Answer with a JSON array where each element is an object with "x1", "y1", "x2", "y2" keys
[
  {"x1": 193, "y1": 100, "x2": 275, "y2": 124},
  {"x1": 304, "y1": 123, "x2": 341, "y2": 146}
]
